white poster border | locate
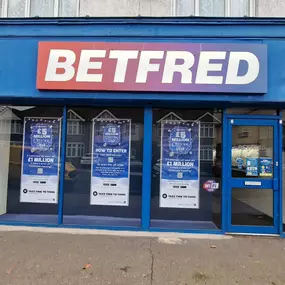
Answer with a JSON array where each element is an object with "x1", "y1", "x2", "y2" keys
[
  {"x1": 20, "y1": 116, "x2": 62, "y2": 204},
  {"x1": 90, "y1": 118, "x2": 131, "y2": 206},
  {"x1": 159, "y1": 120, "x2": 200, "y2": 209}
]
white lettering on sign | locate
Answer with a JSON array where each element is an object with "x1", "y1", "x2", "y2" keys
[
  {"x1": 136, "y1": 51, "x2": 165, "y2": 83},
  {"x1": 225, "y1": 52, "x2": 260, "y2": 85},
  {"x1": 45, "y1": 49, "x2": 76, "y2": 82},
  {"x1": 109, "y1": 50, "x2": 139, "y2": 83},
  {"x1": 196, "y1": 51, "x2": 226, "y2": 84},
  {"x1": 76, "y1": 50, "x2": 106, "y2": 82},
  {"x1": 43, "y1": 49, "x2": 261, "y2": 85},
  {"x1": 162, "y1": 51, "x2": 195, "y2": 84}
]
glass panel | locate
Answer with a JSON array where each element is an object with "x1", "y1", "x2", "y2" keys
[
  {"x1": 8, "y1": 0, "x2": 26, "y2": 17},
  {"x1": 231, "y1": 188, "x2": 273, "y2": 226},
  {"x1": 230, "y1": 0, "x2": 249, "y2": 16},
  {"x1": 199, "y1": 0, "x2": 225, "y2": 16},
  {"x1": 59, "y1": 0, "x2": 77, "y2": 17},
  {"x1": 227, "y1": 108, "x2": 277, "y2": 115},
  {"x1": 30, "y1": 0, "x2": 54, "y2": 17},
  {"x1": 175, "y1": 0, "x2": 195, "y2": 16},
  {"x1": 63, "y1": 108, "x2": 144, "y2": 227},
  {"x1": 151, "y1": 109, "x2": 222, "y2": 230},
  {"x1": 282, "y1": 117, "x2": 285, "y2": 232},
  {"x1": 231, "y1": 126, "x2": 273, "y2": 178},
  {"x1": 0, "y1": 105, "x2": 62, "y2": 224}
]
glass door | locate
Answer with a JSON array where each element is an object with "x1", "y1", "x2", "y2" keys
[{"x1": 226, "y1": 118, "x2": 279, "y2": 234}]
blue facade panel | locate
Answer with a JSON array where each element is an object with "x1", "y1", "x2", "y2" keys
[{"x1": 0, "y1": 18, "x2": 282, "y2": 105}]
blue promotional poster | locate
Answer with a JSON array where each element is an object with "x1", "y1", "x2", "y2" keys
[
  {"x1": 259, "y1": 157, "x2": 273, "y2": 177},
  {"x1": 90, "y1": 119, "x2": 131, "y2": 206},
  {"x1": 20, "y1": 118, "x2": 61, "y2": 203},
  {"x1": 246, "y1": 158, "x2": 258, "y2": 176},
  {"x1": 160, "y1": 121, "x2": 200, "y2": 209},
  {"x1": 236, "y1": 157, "x2": 244, "y2": 170}
]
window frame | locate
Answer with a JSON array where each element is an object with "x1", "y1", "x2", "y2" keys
[
  {"x1": 66, "y1": 142, "x2": 85, "y2": 158},
  {"x1": 172, "y1": 0, "x2": 256, "y2": 17},
  {"x1": 2, "y1": 0, "x2": 80, "y2": 17}
]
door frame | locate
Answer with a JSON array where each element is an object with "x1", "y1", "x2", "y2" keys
[{"x1": 222, "y1": 112, "x2": 283, "y2": 235}]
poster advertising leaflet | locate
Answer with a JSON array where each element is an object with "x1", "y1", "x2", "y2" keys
[
  {"x1": 90, "y1": 119, "x2": 131, "y2": 206},
  {"x1": 246, "y1": 158, "x2": 258, "y2": 177},
  {"x1": 160, "y1": 121, "x2": 200, "y2": 209},
  {"x1": 259, "y1": 157, "x2": 273, "y2": 177},
  {"x1": 20, "y1": 118, "x2": 61, "y2": 203}
]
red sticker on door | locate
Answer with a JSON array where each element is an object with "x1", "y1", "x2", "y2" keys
[{"x1": 203, "y1": 180, "x2": 219, "y2": 192}]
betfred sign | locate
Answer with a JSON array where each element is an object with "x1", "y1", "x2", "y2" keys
[{"x1": 37, "y1": 42, "x2": 267, "y2": 93}]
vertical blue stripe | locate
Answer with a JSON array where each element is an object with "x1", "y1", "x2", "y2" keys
[
  {"x1": 279, "y1": 111, "x2": 283, "y2": 234},
  {"x1": 221, "y1": 109, "x2": 228, "y2": 233},
  {"x1": 141, "y1": 107, "x2": 153, "y2": 230},
  {"x1": 58, "y1": 106, "x2": 68, "y2": 225}
]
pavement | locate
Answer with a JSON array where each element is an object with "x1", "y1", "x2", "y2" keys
[{"x1": 0, "y1": 227, "x2": 285, "y2": 285}]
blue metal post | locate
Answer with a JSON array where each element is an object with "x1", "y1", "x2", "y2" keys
[
  {"x1": 58, "y1": 106, "x2": 68, "y2": 225},
  {"x1": 279, "y1": 110, "x2": 283, "y2": 235},
  {"x1": 141, "y1": 107, "x2": 153, "y2": 230},
  {"x1": 221, "y1": 109, "x2": 228, "y2": 233}
]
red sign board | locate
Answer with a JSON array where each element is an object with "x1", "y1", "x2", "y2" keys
[{"x1": 36, "y1": 42, "x2": 267, "y2": 93}]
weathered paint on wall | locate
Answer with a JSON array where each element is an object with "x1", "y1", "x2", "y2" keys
[{"x1": 79, "y1": 0, "x2": 172, "y2": 17}]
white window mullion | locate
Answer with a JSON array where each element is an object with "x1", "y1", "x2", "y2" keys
[
  {"x1": 54, "y1": 0, "x2": 59, "y2": 17},
  {"x1": 194, "y1": 0, "x2": 199, "y2": 16},
  {"x1": 225, "y1": 0, "x2": 230, "y2": 17},
  {"x1": 249, "y1": 0, "x2": 255, "y2": 17},
  {"x1": 2, "y1": 0, "x2": 8, "y2": 17},
  {"x1": 171, "y1": 0, "x2": 176, "y2": 16},
  {"x1": 25, "y1": 0, "x2": 31, "y2": 17},
  {"x1": 76, "y1": 0, "x2": 80, "y2": 17}
]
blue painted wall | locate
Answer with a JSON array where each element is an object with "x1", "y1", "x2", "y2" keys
[{"x1": 0, "y1": 17, "x2": 285, "y2": 106}]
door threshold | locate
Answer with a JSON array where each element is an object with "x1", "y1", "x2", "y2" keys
[{"x1": 226, "y1": 232, "x2": 279, "y2": 237}]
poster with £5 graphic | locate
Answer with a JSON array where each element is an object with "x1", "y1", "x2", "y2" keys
[
  {"x1": 160, "y1": 121, "x2": 200, "y2": 209},
  {"x1": 20, "y1": 118, "x2": 61, "y2": 204},
  {"x1": 90, "y1": 119, "x2": 131, "y2": 206}
]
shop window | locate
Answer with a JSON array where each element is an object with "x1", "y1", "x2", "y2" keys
[
  {"x1": 227, "y1": 108, "x2": 277, "y2": 115},
  {"x1": 174, "y1": 0, "x2": 254, "y2": 17},
  {"x1": 200, "y1": 123, "x2": 214, "y2": 138},
  {"x1": 151, "y1": 109, "x2": 222, "y2": 230},
  {"x1": 63, "y1": 107, "x2": 144, "y2": 227},
  {"x1": 200, "y1": 147, "x2": 213, "y2": 161},
  {"x1": 0, "y1": 105, "x2": 63, "y2": 224},
  {"x1": 4, "y1": 0, "x2": 79, "y2": 17},
  {"x1": 282, "y1": 114, "x2": 285, "y2": 233},
  {"x1": 67, "y1": 121, "x2": 84, "y2": 135},
  {"x1": 66, "y1": 143, "x2": 85, "y2": 158},
  {"x1": 238, "y1": 127, "x2": 250, "y2": 138}
]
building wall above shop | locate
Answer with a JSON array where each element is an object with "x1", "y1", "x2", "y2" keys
[{"x1": 1, "y1": 0, "x2": 285, "y2": 18}]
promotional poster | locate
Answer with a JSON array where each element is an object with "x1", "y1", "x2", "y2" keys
[
  {"x1": 246, "y1": 158, "x2": 258, "y2": 176},
  {"x1": 90, "y1": 119, "x2": 131, "y2": 206},
  {"x1": 20, "y1": 118, "x2": 61, "y2": 203},
  {"x1": 160, "y1": 121, "x2": 200, "y2": 209},
  {"x1": 259, "y1": 157, "x2": 273, "y2": 177}
]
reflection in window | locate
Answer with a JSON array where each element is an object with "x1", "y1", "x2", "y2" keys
[
  {"x1": 5, "y1": 0, "x2": 79, "y2": 17},
  {"x1": 66, "y1": 143, "x2": 85, "y2": 158},
  {"x1": 231, "y1": 126, "x2": 274, "y2": 178},
  {"x1": 151, "y1": 109, "x2": 222, "y2": 230},
  {"x1": 0, "y1": 105, "x2": 62, "y2": 224},
  {"x1": 63, "y1": 108, "x2": 144, "y2": 227},
  {"x1": 200, "y1": 123, "x2": 214, "y2": 138},
  {"x1": 175, "y1": 0, "x2": 252, "y2": 17}
]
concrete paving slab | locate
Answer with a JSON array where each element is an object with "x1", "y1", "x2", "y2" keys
[{"x1": 0, "y1": 228, "x2": 284, "y2": 285}]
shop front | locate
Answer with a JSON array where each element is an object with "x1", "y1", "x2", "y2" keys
[{"x1": 0, "y1": 17, "x2": 284, "y2": 236}]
